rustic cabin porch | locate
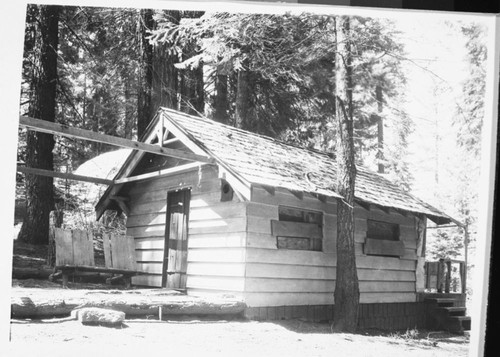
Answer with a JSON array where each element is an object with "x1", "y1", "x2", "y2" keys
[{"x1": 421, "y1": 259, "x2": 470, "y2": 334}]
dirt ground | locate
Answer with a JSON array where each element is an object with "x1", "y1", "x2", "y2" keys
[{"x1": 7, "y1": 318, "x2": 469, "y2": 357}]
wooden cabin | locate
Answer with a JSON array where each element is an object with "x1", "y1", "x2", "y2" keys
[{"x1": 96, "y1": 107, "x2": 461, "y2": 330}]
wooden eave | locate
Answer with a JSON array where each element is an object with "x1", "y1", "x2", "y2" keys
[{"x1": 354, "y1": 198, "x2": 460, "y2": 227}]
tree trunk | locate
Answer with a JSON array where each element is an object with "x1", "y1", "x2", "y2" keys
[
  {"x1": 137, "y1": 9, "x2": 154, "y2": 138},
  {"x1": 235, "y1": 69, "x2": 251, "y2": 130},
  {"x1": 152, "y1": 10, "x2": 180, "y2": 112},
  {"x1": 18, "y1": 5, "x2": 59, "y2": 245},
  {"x1": 376, "y1": 84, "x2": 385, "y2": 174},
  {"x1": 179, "y1": 43, "x2": 204, "y2": 115},
  {"x1": 333, "y1": 16, "x2": 360, "y2": 333},
  {"x1": 214, "y1": 72, "x2": 229, "y2": 124},
  {"x1": 123, "y1": 79, "x2": 134, "y2": 139}
]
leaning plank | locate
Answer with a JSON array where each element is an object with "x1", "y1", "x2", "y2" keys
[
  {"x1": 17, "y1": 165, "x2": 113, "y2": 185},
  {"x1": 19, "y1": 116, "x2": 213, "y2": 163}
]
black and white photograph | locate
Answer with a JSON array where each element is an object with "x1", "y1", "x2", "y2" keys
[{"x1": 1, "y1": 1, "x2": 499, "y2": 356}]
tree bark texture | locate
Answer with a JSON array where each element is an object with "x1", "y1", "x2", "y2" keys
[
  {"x1": 333, "y1": 16, "x2": 360, "y2": 333},
  {"x1": 179, "y1": 43, "x2": 204, "y2": 115},
  {"x1": 152, "y1": 10, "x2": 180, "y2": 113},
  {"x1": 214, "y1": 73, "x2": 229, "y2": 124},
  {"x1": 18, "y1": 5, "x2": 59, "y2": 245},
  {"x1": 235, "y1": 68, "x2": 252, "y2": 130},
  {"x1": 376, "y1": 84, "x2": 385, "y2": 174},
  {"x1": 137, "y1": 9, "x2": 154, "y2": 138}
]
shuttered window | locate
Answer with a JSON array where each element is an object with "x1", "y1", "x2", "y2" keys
[
  {"x1": 367, "y1": 220, "x2": 399, "y2": 241},
  {"x1": 271, "y1": 206, "x2": 323, "y2": 251},
  {"x1": 364, "y1": 219, "x2": 405, "y2": 257}
]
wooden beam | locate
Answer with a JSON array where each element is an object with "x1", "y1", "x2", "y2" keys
[
  {"x1": 289, "y1": 190, "x2": 304, "y2": 200},
  {"x1": 110, "y1": 196, "x2": 130, "y2": 215},
  {"x1": 163, "y1": 137, "x2": 180, "y2": 146},
  {"x1": 156, "y1": 115, "x2": 164, "y2": 147},
  {"x1": 17, "y1": 165, "x2": 113, "y2": 185},
  {"x1": 19, "y1": 116, "x2": 213, "y2": 163},
  {"x1": 377, "y1": 205, "x2": 391, "y2": 214},
  {"x1": 393, "y1": 208, "x2": 408, "y2": 217},
  {"x1": 109, "y1": 195, "x2": 129, "y2": 202},
  {"x1": 114, "y1": 162, "x2": 208, "y2": 184},
  {"x1": 356, "y1": 200, "x2": 371, "y2": 211},
  {"x1": 311, "y1": 192, "x2": 327, "y2": 203},
  {"x1": 260, "y1": 185, "x2": 275, "y2": 196}
]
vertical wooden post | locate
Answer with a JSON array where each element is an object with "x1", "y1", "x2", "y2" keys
[
  {"x1": 460, "y1": 262, "x2": 466, "y2": 294},
  {"x1": 445, "y1": 260, "x2": 451, "y2": 293},
  {"x1": 437, "y1": 259, "x2": 444, "y2": 293},
  {"x1": 48, "y1": 209, "x2": 63, "y2": 267},
  {"x1": 463, "y1": 226, "x2": 469, "y2": 294},
  {"x1": 424, "y1": 262, "x2": 430, "y2": 290}
]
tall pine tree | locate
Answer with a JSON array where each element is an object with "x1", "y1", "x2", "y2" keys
[{"x1": 18, "y1": 4, "x2": 59, "y2": 245}]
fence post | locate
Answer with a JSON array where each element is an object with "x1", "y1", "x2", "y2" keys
[{"x1": 48, "y1": 210, "x2": 63, "y2": 268}]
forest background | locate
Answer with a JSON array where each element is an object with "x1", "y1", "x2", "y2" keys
[{"x1": 14, "y1": 3, "x2": 487, "y2": 274}]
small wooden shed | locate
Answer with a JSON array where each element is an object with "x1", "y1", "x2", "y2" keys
[{"x1": 96, "y1": 107, "x2": 459, "y2": 328}]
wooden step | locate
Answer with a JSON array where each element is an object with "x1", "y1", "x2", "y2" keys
[
  {"x1": 437, "y1": 306, "x2": 467, "y2": 316},
  {"x1": 425, "y1": 297, "x2": 456, "y2": 307},
  {"x1": 447, "y1": 316, "x2": 471, "y2": 333}
]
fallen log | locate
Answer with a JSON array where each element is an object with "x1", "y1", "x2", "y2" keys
[
  {"x1": 10, "y1": 291, "x2": 246, "y2": 319},
  {"x1": 12, "y1": 267, "x2": 54, "y2": 280}
]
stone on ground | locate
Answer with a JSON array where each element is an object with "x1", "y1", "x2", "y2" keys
[{"x1": 71, "y1": 307, "x2": 125, "y2": 326}]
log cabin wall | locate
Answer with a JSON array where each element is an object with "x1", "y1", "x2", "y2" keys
[
  {"x1": 125, "y1": 164, "x2": 246, "y2": 296},
  {"x1": 244, "y1": 186, "x2": 418, "y2": 307}
]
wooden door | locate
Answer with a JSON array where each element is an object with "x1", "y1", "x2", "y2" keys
[{"x1": 162, "y1": 189, "x2": 190, "y2": 289}]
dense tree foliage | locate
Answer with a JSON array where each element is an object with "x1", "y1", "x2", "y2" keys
[{"x1": 150, "y1": 12, "x2": 412, "y2": 188}]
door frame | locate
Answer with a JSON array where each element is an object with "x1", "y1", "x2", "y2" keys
[{"x1": 162, "y1": 188, "x2": 191, "y2": 288}]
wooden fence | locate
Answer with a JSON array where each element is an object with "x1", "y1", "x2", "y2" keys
[{"x1": 52, "y1": 227, "x2": 136, "y2": 271}]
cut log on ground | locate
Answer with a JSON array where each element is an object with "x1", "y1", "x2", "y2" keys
[
  {"x1": 11, "y1": 288, "x2": 246, "y2": 319},
  {"x1": 12, "y1": 267, "x2": 54, "y2": 280}
]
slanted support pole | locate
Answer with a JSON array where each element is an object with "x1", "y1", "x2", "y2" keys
[
  {"x1": 19, "y1": 115, "x2": 214, "y2": 163},
  {"x1": 17, "y1": 165, "x2": 114, "y2": 185}
]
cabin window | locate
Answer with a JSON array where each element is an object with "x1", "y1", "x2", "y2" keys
[
  {"x1": 364, "y1": 219, "x2": 405, "y2": 257},
  {"x1": 271, "y1": 206, "x2": 323, "y2": 251},
  {"x1": 367, "y1": 220, "x2": 399, "y2": 241}
]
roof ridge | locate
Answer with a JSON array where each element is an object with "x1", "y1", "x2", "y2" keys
[{"x1": 160, "y1": 106, "x2": 338, "y2": 159}]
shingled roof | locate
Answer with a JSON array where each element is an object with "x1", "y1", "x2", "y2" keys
[
  {"x1": 160, "y1": 108, "x2": 456, "y2": 225},
  {"x1": 97, "y1": 107, "x2": 457, "y2": 225}
]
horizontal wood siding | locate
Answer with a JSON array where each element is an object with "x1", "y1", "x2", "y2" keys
[
  {"x1": 127, "y1": 165, "x2": 243, "y2": 288},
  {"x1": 244, "y1": 188, "x2": 418, "y2": 307},
  {"x1": 184, "y1": 192, "x2": 247, "y2": 293}
]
